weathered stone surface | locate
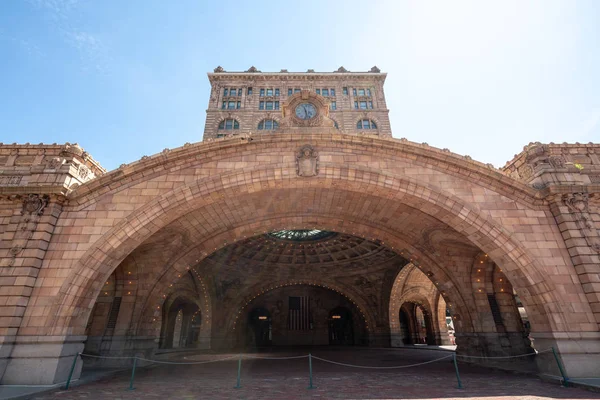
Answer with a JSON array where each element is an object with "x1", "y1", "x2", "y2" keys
[{"x1": 0, "y1": 70, "x2": 599, "y2": 384}]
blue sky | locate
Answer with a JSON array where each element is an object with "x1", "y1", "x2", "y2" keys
[{"x1": 1, "y1": 0, "x2": 599, "y2": 171}]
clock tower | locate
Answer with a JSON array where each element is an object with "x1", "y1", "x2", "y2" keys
[{"x1": 203, "y1": 66, "x2": 391, "y2": 140}]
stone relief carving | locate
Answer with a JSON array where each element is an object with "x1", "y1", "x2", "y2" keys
[
  {"x1": 216, "y1": 278, "x2": 241, "y2": 300},
  {"x1": 46, "y1": 157, "x2": 64, "y2": 169},
  {"x1": 548, "y1": 155, "x2": 565, "y2": 169},
  {"x1": 78, "y1": 164, "x2": 89, "y2": 180},
  {"x1": 518, "y1": 164, "x2": 534, "y2": 180},
  {"x1": 335, "y1": 66, "x2": 348, "y2": 73},
  {"x1": 3, "y1": 194, "x2": 50, "y2": 267},
  {"x1": 213, "y1": 66, "x2": 224, "y2": 73},
  {"x1": 354, "y1": 276, "x2": 373, "y2": 289},
  {"x1": 22, "y1": 194, "x2": 48, "y2": 216},
  {"x1": 563, "y1": 193, "x2": 600, "y2": 253},
  {"x1": 296, "y1": 145, "x2": 319, "y2": 177},
  {"x1": 370, "y1": 66, "x2": 381, "y2": 73},
  {"x1": 246, "y1": 66, "x2": 259, "y2": 73}
]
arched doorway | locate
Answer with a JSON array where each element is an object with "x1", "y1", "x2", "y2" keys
[
  {"x1": 399, "y1": 308, "x2": 411, "y2": 345},
  {"x1": 247, "y1": 308, "x2": 272, "y2": 347},
  {"x1": 159, "y1": 297, "x2": 200, "y2": 349},
  {"x1": 328, "y1": 307, "x2": 354, "y2": 345},
  {"x1": 399, "y1": 302, "x2": 434, "y2": 345}
]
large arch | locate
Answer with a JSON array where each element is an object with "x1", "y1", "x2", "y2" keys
[
  {"x1": 5, "y1": 134, "x2": 595, "y2": 384},
  {"x1": 51, "y1": 168, "x2": 562, "y2": 337}
]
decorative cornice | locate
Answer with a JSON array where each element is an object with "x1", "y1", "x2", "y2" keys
[{"x1": 208, "y1": 72, "x2": 387, "y2": 84}]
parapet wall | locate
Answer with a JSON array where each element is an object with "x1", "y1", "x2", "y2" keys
[
  {"x1": 0, "y1": 143, "x2": 105, "y2": 196},
  {"x1": 502, "y1": 142, "x2": 600, "y2": 187}
]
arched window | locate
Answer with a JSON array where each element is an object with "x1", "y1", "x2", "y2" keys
[
  {"x1": 356, "y1": 119, "x2": 377, "y2": 129},
  {"x1": 258, "y1": 119, "x2": 279, "y2": 130},
  {"x1": 218, "y1": 119, "x2": 239, "y2": 130}
]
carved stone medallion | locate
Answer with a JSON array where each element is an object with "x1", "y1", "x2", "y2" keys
[
  {"x1": 21, "y1": 194, "x2": 48, "y2": 216},
  {"x1": 296, "y1": 145, "x2": 319, "y2": 177}
]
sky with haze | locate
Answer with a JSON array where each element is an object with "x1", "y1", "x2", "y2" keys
[{"x1": 1, "y1": 0, "x2": 599, "y2": 171}]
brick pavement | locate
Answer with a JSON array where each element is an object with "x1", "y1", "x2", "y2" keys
[{"x1": 29, "y1": 348, "x2": 598, "y2": 400}]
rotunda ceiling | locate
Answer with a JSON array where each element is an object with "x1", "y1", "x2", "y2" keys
[{"x1": 207, "y1": 231, "x2": 398, "y2": 266}]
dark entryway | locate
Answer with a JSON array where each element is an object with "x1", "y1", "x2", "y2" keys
[
  {"x1": 328, "y1": 307, "x2": 354, "y2": 345},
  {"x1": 248, "y1": 308, "x2": 272, "y2": 347}
]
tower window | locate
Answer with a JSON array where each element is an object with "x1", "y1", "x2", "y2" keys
[
  {"x1": 343, "y1": 87, "x2": 348, "y2": 95},
  {"x1": 218, "y1": 119, "x2": 240, "y2": 130},
  {"x1": 258, "y1": 119, "x2": 279, "y2": 130},
  {"x1": 353, "y1": 88, "x2": 357, "y2": 96},
  {"x1": 228, "y1": 101, "x2": 236, "y2": 109},
  {"x1": 260, "y1": 89, "x2": 265, "y2": 96},
  {"x1": 357, "y1": 119, "x2": 377, "y2": 129},
  {"x1": 223, "y1": 88, "x2": 228, "y2": 96},
  {"x1": 259, "y1": 101, "x2": 280, "y2": 110},
  {"x1": 288, "y1": 88, "x2": 293, "y2": 96},
  {"x1": 316, "y1": 89, "x2": 320, "y2": 95},
  {"x1": 358, "y1": 89, "x2": 365, "y2": 96},
  {"x1": 359, "y1": 101, "x2": 367, "y2": 109},
  {"x1": 266, "y1": 89, "x2": 273, "y2": 96},
  {"x1": 354, "y1": 101, "x2": 358, "y2": 109},
  {"x1": 330, "y1": 101, "x2": 337, "y2": 110},
  {"x1": 275, "y1": 89, "x2": 280, "y2": 97},
  {"x1": 294, "y1": 88, "x2": 300, "y2": 93},
  {"x1": 238, "y1": 88, "x2": 243, "y2": 96},
  {"x1": 330, "y1": 88, "x2": 335, "y2": 96},
  {"x1": 248, "y1": 87, "x2": 253, "y2": 95}
]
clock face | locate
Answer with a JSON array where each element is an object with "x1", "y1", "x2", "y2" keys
[{"x1": 295, "y1": 103, "x2": 317, "y2": 120}]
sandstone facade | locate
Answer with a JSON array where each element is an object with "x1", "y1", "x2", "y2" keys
[{"x1": 0, "y1": 68, "x2": 599, "y2": 384}]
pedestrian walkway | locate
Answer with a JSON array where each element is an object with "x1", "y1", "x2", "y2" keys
[{"x1": 11, "y1": 347, "x2": 599, "y2": 400}]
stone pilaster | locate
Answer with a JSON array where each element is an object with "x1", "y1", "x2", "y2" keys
[
  {"x1": 0, "y1": 195, "x2": 64, "y2": 382},
  {"x1": 549, "y1": 194, "x2": 600, "y2": 326}
]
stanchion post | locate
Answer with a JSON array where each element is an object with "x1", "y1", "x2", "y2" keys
[
  {"x1": 452, "y1": 353, "x2": 463, "y2": 389},
  {"x1": 64, "y1": 353, "x2": 79, "y2": 390},
  {"x1": 308, "y1": 353, "x2": 314, "y2": 390},
  {"x1": 128, "y1": 357, "x2": 137, "y2": 391},
  {"x1": 234, "y1": 354, "x2": 242, "y2": 389},
  {"x1": 551, "y1": 347, "x2": 569, "y2": 387}
]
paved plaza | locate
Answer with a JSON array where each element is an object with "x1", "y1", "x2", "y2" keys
[{"x1": 27, "y1": 348, "x2": 597, "y2": 400}]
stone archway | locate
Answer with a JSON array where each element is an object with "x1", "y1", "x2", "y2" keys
[
  {"x1": 4, "y1": 135, "x2": 597, "y2": 384},
  {"x1": 52, "y1": 172, "x2": 562, "y2": 338}
]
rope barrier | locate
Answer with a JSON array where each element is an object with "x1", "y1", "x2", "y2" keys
[
  {"x1": 62, "y1": 347, "x2": 576, "y2": 393},
  {"x1": 134, "y1": 355, "x2": 238, "y2": 365},
  {"x1": 311, "y1": 354, "x2": 453, "y2": 369},
  {"x1": 80, "y1": 352, "x2": 239, "y2": 364},
  {"x1": 242, "y1": 354, "x2": 309, "y2": 360},
  {"x1": 79, "y1": 353, "x2": 135, "y2": 360},
  {"x1": 456, "y1": 348, "x2": 552, "y2": 359}
]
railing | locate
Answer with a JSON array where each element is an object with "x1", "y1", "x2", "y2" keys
[{"x1": 64, "y1": 347, "x2": 570, "y2": 391}]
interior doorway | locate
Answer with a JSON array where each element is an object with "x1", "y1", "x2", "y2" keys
[
  {"x1": 328, "y1": 307, "x2": 354, "y2": 345},
  {"x1": 247, "y1": 308, "x2": 272, "y2": 347}
]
